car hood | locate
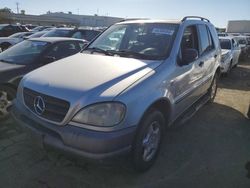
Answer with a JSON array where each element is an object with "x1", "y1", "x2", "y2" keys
[{"x1": 23, "y1": 53, "x2": 162, "y2": 106}]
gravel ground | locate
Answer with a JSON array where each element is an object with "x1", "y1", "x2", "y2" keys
[{"x1": 0, "y1": 59, "x2": 249, "y2": 188}]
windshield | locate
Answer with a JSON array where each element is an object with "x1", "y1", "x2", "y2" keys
[
  {"x1": 85, "y1": 23, "x2": 179, "y2": 60},
  {"x1": 219, "y1": 39, "x2": 231, "y2": 49},
  {"x1": 43, "y1": 29, "x2": 72, "y2": 37},
  {"x1": 0, "y1": 40, "x2": 49, "y2": 65}
]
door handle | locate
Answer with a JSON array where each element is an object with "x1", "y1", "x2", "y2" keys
[{"x1": 198, "y1": 61, "x2": 204, "y2": 67}]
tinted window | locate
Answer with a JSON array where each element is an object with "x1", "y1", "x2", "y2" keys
[
  {"x1": 43, "y1": 29, "x2": 72, "y2": 37},
  {"x1": 0, "y1": 40, "x2": 49, "y2": 65},
  {"x1": 207, "y1": 26, "x2": 214, "y2": 50},
  {"x1": 72, "y1": 31, "x2": 82, "y2": 39},
  {"x1": 3, "y1": 26, "x2": 13, "y2": 31},
  {"x1": 238, "y1": 39, "x2": 246, "y2": 44},
  {"x1": 44, "y1": 41, "x2": 81, "y2": 60},
  {"x1": 208, "y1": 25, "x2": 220, "y2": 49},
  {"x1": 83, "y1": 30, "x2": 100, "y2": 41},
  {"x1": 219, "y1": 39, "x2": 231, "y2": 49},
  {"x1": 198, "y1": 25, "x2": 210, "y2": 54}
]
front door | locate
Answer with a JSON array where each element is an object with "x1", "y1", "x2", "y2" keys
[{"x1": 173, "y1": 25, "x2": 205, "y2": 118}]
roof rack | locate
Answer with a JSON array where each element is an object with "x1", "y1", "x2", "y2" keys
[
  {"x1": 117, "y1": 18, "x2": 149, "y2": 23},
  {"x1": 182, "y1": 16, "x2": 210, "y2": 23}
]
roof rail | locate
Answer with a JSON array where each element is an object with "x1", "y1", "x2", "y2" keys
[
  {"x1": 117, "y1": 18, "x2": 149, "y2": 23},
  {"x1": 182, "y1": 16, "x2": 210, "y2": 23}
]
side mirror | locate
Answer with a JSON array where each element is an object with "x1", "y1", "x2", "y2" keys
[
  {"x1": 43, "y1": 56, "x2": 56, "y2": 64},
  {"x1": 180, "y1": 48, "x2": 198, "y2": 65}
]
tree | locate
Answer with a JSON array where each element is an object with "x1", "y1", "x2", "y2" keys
[
  {"x1": 0, "y1": 7, "x2": 12, "y2": 14},
  {"x1": 21, "y1": 10, "x2": 25, "y2": 15},
  {"x1": 0, "y1": 7, "x2": 12, "y2": 23}
]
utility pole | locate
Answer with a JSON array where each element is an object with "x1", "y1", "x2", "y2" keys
[{"x1": 16, "y1": 2, "x2": 19, "y2": 14}]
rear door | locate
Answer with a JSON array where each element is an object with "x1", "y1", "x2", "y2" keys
[{"x1": 197, "y1": 24, "x2": 216, "y2": 93}]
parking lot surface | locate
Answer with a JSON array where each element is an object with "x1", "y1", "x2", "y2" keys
[{"x1": 0, "y1": 60, "x2": 250, "y2": 188}]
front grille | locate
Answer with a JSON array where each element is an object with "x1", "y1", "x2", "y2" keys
[{"x1": 23, "y1": 87, "x2": 70, "y2": 122}]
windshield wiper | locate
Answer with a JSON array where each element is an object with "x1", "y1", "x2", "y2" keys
[
  {"x1": 85, "y1": 47, "x2": 113, "y2": 56},
  {"x1": 107, "y1": 49, "x2": 148, "y2": 59}
]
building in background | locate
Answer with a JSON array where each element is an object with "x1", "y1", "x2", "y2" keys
[
  {"x1": 0, "y1": 12, "x2": 123, "y2": 27},
  {"x1": 227, "y1": 20, "x2": 250, "y2": 35}
]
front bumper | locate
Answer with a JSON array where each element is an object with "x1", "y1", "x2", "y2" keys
[{"x1": 11, "y1": 99, "x2": 136, "y2": 160}]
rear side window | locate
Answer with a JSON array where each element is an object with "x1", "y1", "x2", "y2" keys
[
  {"x1": 198, "y1": 25, "x2": 210, "y2": 55},
  {"x1": 44, "y1": 41, "x2": 81, "y2": 60},
  {"x1": 207, "y1": 25, "x2": 220, "y2": 49},
  {"x1": 206, "y1": 26, "x2": 214, "y2": 50}
]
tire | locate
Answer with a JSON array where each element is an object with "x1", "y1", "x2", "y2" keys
[
  {"x1": 0, "y1": 86, "x2": 16, "y2": 121},
  {"x1": 132, "y1": 109, "x2": 165, "y2": 172},
  {"x1": 207, "y1": 73, "x2": 218, "y2": 103}
]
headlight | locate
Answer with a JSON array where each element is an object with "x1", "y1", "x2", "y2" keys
[{"x1": 72, "y1": 102, "x2": 126, "y2": 127}]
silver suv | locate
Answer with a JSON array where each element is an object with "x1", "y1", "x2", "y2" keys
[{"x1": 11, "y1": 16, "x2": 221, "y2": 172}]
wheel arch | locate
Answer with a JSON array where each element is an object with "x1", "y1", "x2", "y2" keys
[{"x1": 138, "y1": 97, "x2": 172, "y2": 128}]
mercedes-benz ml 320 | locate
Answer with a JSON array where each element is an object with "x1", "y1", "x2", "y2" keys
[{"x1": 11, "y1": 16, "x2": 221, "y2": 172}]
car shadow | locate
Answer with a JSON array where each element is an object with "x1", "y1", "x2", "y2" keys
[
  {"x1": 6, "y1": 102, "x2": 248, "y2": 188},
  {"x1": 218, "y1": 60, "x2": 250, "y2": 91}
]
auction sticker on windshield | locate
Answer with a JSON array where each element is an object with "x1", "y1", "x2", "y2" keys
[{"x1": 152, "y1": 28, "x2": 174, "y2": 35}]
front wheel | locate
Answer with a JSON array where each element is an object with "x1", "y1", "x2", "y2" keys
[
  {"x1": 132, "y1": 109, "x2": 165, "y2": 172},
  {"x1": 207, "y1": 74, "x2": 218, "y2": 103},
  {"x1": 0, "y1": 86, "x2": 16, "y2": 121}
]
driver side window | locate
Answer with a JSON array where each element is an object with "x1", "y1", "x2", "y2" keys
[{"x1": 181, "y1": 26, "x2": 199, "y2": 53}]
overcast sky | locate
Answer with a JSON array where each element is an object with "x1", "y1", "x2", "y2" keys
[{"x1": 1, "y1": 0, "x2": 250, "y2": 28}]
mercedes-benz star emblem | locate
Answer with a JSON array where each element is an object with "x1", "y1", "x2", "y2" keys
[{"x1": 34, "y1": 96, "x2": 45, "y2": 115}]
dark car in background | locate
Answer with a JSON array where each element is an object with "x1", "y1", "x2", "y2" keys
[
  {"x1": 0, "y1": 37, "x2": 85, "y2": 120},
  {"x1": 43, "y1": 27, "x2": 102, "y2": 42},
  {"x1": 0, "y1": 24, "x2": 29, "y2": 37}
]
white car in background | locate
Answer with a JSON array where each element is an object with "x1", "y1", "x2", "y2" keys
[
  {"x1": 219, "y1": 36, "x2": 241, "y2": 75},
  {"x1": 0, "y1": 32, "x2": 34, "y2": 51},
  {"x1": 234, "y1": 35, "x2": 248, "y2": 59}
]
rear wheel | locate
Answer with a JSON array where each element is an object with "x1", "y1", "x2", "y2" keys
[
  {"x1": 132, "y1": 109, "x2": 165, "y2": 172},
  {"x1": 0, "y1": 86, "x2": 16, "y2": 121}
]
